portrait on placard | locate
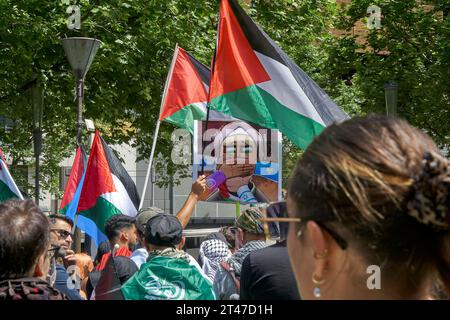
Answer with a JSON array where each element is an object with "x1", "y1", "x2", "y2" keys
[{"x1": 193, "y1": 119, "x2": 282, "y2": 204}]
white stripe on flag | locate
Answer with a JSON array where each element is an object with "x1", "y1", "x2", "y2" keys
[
  {"x1": 100, "y1": 174, "x2": 138, "y2": 217},
  {"x1": 0, "y1": 159, "x2": 24, "y2": 200},
  {"x1": 254, "y1": 51, "x2": 326, "y2": 127}
]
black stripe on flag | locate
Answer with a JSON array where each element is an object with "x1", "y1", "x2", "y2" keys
[
  {"x1": 100, "y1": 136, "x2": 140, "y2": 210},
  {"x1": 186, "y1": 51, "x2": 210, "y2": 86},
  {"x1": 228, "y1": 0, "x2": 349, "y2": 125},
  {"x1": 228, "y1": 0, "x2": 284, "y2": 65}
]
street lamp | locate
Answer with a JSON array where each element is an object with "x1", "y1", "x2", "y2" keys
[
  {"x1": 61, "y1": 37, "x2": 101, "y2": 145},
  {"x1": 384, "y1": 82, "x2": 399, "y2": 117},
  {"x1": 62, "y1": 37, "x2": 100, "y2": 253},
  {"x1": 32, "y1": 76, "x2": 43, "y2": 206}
]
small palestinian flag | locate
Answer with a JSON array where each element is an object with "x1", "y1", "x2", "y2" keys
[
  {"x1": 0, "y1": 148, "x2": 24, "y2": 202},
  {"x1": 159, "y1": 45, "x2": 231, "y2": 134},
  {"x1": 159, "y1": 45, "x2": 209, "y2": 134},
  {"x1": 75, "y1": 131, "x2": 140, "y2": 242},
  {"x1": 209, "y1": 0, "x2": 349, "y2": 149}
]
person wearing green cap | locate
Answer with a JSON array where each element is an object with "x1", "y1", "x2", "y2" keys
[{"x1": 212, "y1": 207, "x2": 267, "y2": 300}]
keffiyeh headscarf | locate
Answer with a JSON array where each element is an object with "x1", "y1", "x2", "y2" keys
[
  {"x1": 199, "y1": 239, "x2": 231, "y2": 281},
  {"x1": 235, "y1": 208, "x2": 265, "y2": 235}
]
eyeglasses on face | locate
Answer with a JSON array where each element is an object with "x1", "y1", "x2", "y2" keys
[
  {"x1": 51, "y1": 228, "x2": 72, "y2": 239},
  {"x1": 260, "y1": 217, "x2": 348, "y2": 250}
]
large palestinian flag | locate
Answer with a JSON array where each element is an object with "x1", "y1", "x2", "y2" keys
[
  {"x1": 209, "y1": 0, "x2": 349, "y2": 149},
  {"x1": 0, "y1": 148, "x2": 24, "y2": 202},
  {"x1": 159, "y1": 45, "x2": 231, "y2": 134},
  {"x1": 75, "y1": 131, "x2": 140, "y2": 245}
]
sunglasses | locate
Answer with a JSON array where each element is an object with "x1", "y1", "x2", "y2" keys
[
  {"x1": 51, "y1": 228, "x2": 72, "y2": 239},
  {"x1": 260, "y1": 217, "x2": 348, "y2": 250}
]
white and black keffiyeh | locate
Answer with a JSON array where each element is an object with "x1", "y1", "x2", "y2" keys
[
  {"x1": 227, "y1": 240, "x2": 267, "y2": 277},
  {"x1": 199, "y1": 239, "x2": 231, "y2": 281}
]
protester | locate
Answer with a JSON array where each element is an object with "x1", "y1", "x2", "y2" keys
[
  {"x1": 240, "y1": 202, "x2": 300, "y2": 300},
  {"x1": 219, "y1": 226, "x2": 237, "y2": 253},
  {"x1": 199, "y1": 238, "x2": 232, "y2": 282},
  {"x1": 96, "y1": 214, "x2": 137, "y2": 271},
  {"x1": 130, "y1": 175, "x2": 208, "y2": 269},
  {"x1": 48, "y1": 213, "x2": 84, "y2": 300},
  {"x1": 130, "y1": 206, "x2": 164, "y2": 268},
  {"x1": 0, "y1": 199, "x2": 66, "y2": 300},
  {"x1": 213, "y1": 208, "x2": 267, "y2": 300},
  {"x1": 121, "y1": 214, "x2": 216, "y2": 300},
  {"x1": 287, "y1": 115, "x2": 450, "y2": 299}
]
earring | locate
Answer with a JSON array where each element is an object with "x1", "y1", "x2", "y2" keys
[
  {"x1": 312, "y1": 272, "x2": 325, "y2": 299},
  {"x1": 297, "y1": 229, "x2": 302, "y2": 238},
  {"x1": 313, "y1": 249, "x2": 328, "y2": 259}
]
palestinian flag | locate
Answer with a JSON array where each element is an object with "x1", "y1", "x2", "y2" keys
[
  {"x1": 159, "y1": 45, "x2": 232, "y2": 134},
  {"x1": 209, "y1": 0, "x2": 349, "y2": 149},
  {"x1": 159, "y1": 45, "x2": 209, "y2": 134},
  {"x1": 59, "y1": 146, "x2": 109, "y2": 246},
  {"x1": 0, "y1": 148, "x2": 24, "y2": 202},
  {"x1": 75, "y1": 131, "x2": 140, "y2": 245}
]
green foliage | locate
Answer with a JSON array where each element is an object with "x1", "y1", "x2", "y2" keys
[{"x1": 0, "y1": 0, "x2": 448, "y2": 200}]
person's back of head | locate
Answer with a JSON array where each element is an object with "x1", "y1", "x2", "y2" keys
[
  {"x1": 219, "y1": 226, "x2": 237, "y2": 252},
  {"x1": 104, "y1": 214, "x2": 137, "y2": 247},
  {"x1": 235, "y1": 208, "x2": 266, "y2": 246},
  {"x1": 144, "y1": 213, "x2": 183, "y2": 251},
  {"x1": 0, "y1": 199, "x2": 50, "y2": 281},
  {"x1": 288, "y1": 115, "x2": 450, "y2": 299}
]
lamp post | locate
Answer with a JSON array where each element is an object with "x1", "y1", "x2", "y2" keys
[
  {"x1": 62, "y1": 37, "x2": 100, "y2": 252},
  {"x1": 61, "y1": 37, "x2": 101, "y2": 145},
  {"x1": 32, "y1": 77, "x2": 43, "y2": 206},
  {"x1": 384, "y1": 82, "x2": 399, "y2": 117}
]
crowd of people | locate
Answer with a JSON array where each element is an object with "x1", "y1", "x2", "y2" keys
[{"x1": 0, "y1": 115, "x2": 449, "y2": 300}]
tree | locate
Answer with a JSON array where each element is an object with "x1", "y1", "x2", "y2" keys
[{"x1": 325, "y1": 0, "x2": 449, "y2": 153}]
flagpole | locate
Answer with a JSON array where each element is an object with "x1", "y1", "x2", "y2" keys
[
  {"x1": 201, "y1": 11, "x2": 220, "y2": 173},
  {"x1": 139, "y1": 120, "x2": 161, "y2": 210},
  {"x1": 139, "y1": 44, "x2": 180, "y2": 210}
]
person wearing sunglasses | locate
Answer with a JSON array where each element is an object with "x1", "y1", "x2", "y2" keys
[
  {"x1": 287, "y1": 115, "x2": 450, "y2": 300},
  {"x1": 0, "y1": 199, "x2": 66, "y2": 300},
  {"x1": 47, "y1": 213, "x2": 84, "y2": 300}
]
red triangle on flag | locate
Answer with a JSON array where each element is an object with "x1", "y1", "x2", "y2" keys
[
  {"x1": 60, "y1": 146, "x2": 85, "y2": 210},
  {"x1": 77, "y1": 131, "x2": 116, "y2": 211},
  {"x1": 160, "y1": 47, "x2": 209, "y2": 121},
  {"x1": 209, "y1": 0, "x2": 270, "y2": 100}
]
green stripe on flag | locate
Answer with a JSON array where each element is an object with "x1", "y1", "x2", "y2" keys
[
  {"x1": 164, "y1": 103, "x2": 205, "y2": 134},
  {"x1": 210, "y1": 84, "x2": 325, "y2": 149},
  {"x1": 0, "y1": 179, "x2": 19, "y2": 202},
  {"x1": 77, "y1": 196, "x2": 122, "y2": 234}
]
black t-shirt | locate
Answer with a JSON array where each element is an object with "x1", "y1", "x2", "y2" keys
[{"x1": 240, "y1": 241, "x2": 300, "y2": 300}]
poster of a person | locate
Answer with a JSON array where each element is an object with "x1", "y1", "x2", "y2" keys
[{"x1": 193, "y1": 119, "x2": 282, "y2": 204}]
